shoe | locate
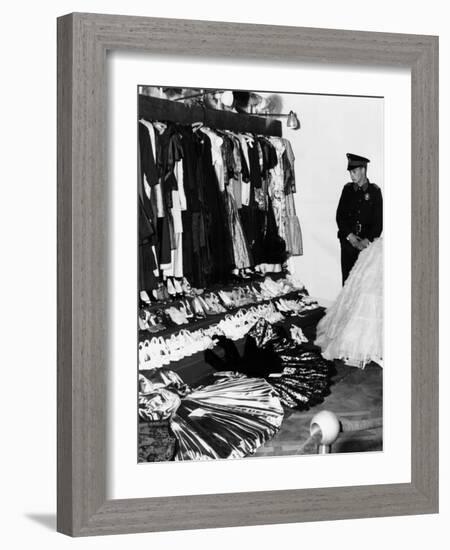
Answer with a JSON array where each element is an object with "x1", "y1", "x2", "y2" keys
[
  {"x1": 181, "y1": 299, "x2": 194, "y2": 319},
  {"x1": 177, "y1": 330, "x2": 193, "y2": 356},
  {"x1": 181, "y1": 277, "x2": 192, "y2": 295},
  {"x1": 138, "y1": 341, "x2": 148, "y2": 365},
  {"x1": 176, "y1": 306, "x2": 189, "y2": 324},
  {"x1": 178, "y1": 303, "x2": 191, "y2": 323},
  {"x1": 140, "y1": 290, "x2": 151, "y2": 304},
  {"x1": 167, "y1": 334, "x2": 184, "y2": 361},
  {"x1": 290, "y1": 324, "x2": 308, "y2": 344},
  {"x1": 139, "y1": 373, "x2": 154, "y2": 395},
  {"x1": 139, "y1": 338, "x2": 163, "y2": 369},
  {"x1": 204, "y1": 293, "x2": 224, "y2": 314},
  {"x1": 262, "y1": 278, "x2": 280, "y2": 296},
  {"x1": 191, "y1": 297, "x2": 206, "y2": 319},
  {"x1": 153, "y1": 284, "x2": 168, "y2": 302},
  {"x1": 218, "y1": 290, "x2": 233, "y2": 309},
  {"x1": 172, "y1": 278, "x2": 183, "y2": 294},
  {"x1": 157, "y1": 336, "x2": 171, "y2": 365},
  {"x1": 165, "y1": 306, "x2": 188, "y2": 325},
  {"x1": 146, "y1": 313, "x2": 166, "y2": 333},
  {"x1": 210, "y1": 293, "x2": 227, "y2": 313},
  {"x1": 138, "y1": 308, "x2": 150, "y2": 330},
  {"x1": 166, "y1": 278, "x2": 176, "y2": 297},
  {"x1": 197, "y1": 294, "x2": 214, "y2": 315}
]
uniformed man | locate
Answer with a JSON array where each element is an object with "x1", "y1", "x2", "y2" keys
[{"x1": 336, "y1": 153, "x2": 383, "y2": 284}]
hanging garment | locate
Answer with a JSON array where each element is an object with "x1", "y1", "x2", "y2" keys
[
  {"x1": 156, "y1": 123, "x2": 184, "y2": 207},
  {"x1": 237, "y1": 134, "x2": 251, "y2": 206},
  {"x1": 139, "y1": 121, "x2": 173, "y2": 269},
  {"x1": 139, "y1": 115, "x2": 302, "y2": 286},
  {"x1": 282, "y1": 138, "x2": 297, "y2": 194},
  {"x1": 218, "y1": 135, "x2": 260, "y2": 269},
  {"x1": 284, "y1": 192, "x2": 303, "y2": 256},
  {"x1": 197, "y1": 131, "x2": 234, "y2": 283},
  {"x1": 260, "y1": 195, "x2": 287, "y2": 266},
  {"x1": 267, "y1": 136, "x2": 304, "y2": 257},
  {"x1": 174, "y1": 158, "x2": 187, "y2": 211},
  {"x1": 139, "y1": 119, "x2": 166, "y2": 216},
  {"x1": 268, "y1": 137, "x2": 287, "y2": 242},
  {"x1": 138, "y1": 198, "x2": 158, "y2": 291},
  {"x1": 138, "y1": 121, "x2": 159, "y2": 188},
  {"x1": 178, "y1": 126, "x2": 200, "y2": 283},
  {"x1": 162, "y1": 192, "x2": 184, "y2": 279},
  {"x1": 315, "y1": 237, "x2": 383, "y2": 368},
  {"x1": 228, "y1": 133, "x2": 243, "y2": 209},
  {"x1": 247, "y1": 137, "x2": 262, "y2": 189},
  {"x1": 258, "y1": 136, "x2": 278, "y2": 180},
  {"x1": 216, "y1": 132, "x2": 253, "y2": 270},
  {"x1": 138, "y1": 134, "x2": 158, "y2": 292},
  {"x1": 225, "y1": 187, "x2": 253, "y2": 269},
  {"x1": 282, "y1": 138, "x2": 303, "y2": 255},
  {"x1": 199, "y1": 127, "x2": 225, "y2": 191}
]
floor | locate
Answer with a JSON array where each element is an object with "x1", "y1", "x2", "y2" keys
[
  {"x1": 145, "y1": 307, "x2": 384, "y2": 458},
  {"x1": 254, "y1": 361, "x2": 383, "y2": 457}
]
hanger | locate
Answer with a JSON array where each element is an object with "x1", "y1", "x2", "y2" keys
[
  {"x1": 241, "y1": 132, "x2": 255, "y2": 146},
  {"x1": 152, "y1": 121, "x2": 168, "y2": 134},
  {"x1": 191, "y1": 121, "x2": 204, "y2": 133}
]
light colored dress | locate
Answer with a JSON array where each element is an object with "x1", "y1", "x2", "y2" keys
[
  {"x1": 200, "y1": 127, "x2": 253, "y2": 270},
  {"x1": 268, "y1": 137, "x2": 287, "y2": 241},
  {"x1": 315, "y1": 237, "x2": 383, "y2": 368}
]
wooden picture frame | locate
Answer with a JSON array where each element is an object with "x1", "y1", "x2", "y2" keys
[{"x1": 57, "y1": 12, "x2": 439, "y2": 536}]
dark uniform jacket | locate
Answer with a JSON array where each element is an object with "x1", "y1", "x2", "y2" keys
[{"x1": 336, "y1": 179, "x2": 383, "y2": 241}]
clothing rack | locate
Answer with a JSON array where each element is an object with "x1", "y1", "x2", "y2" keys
[{"x1": 138, "y1": 94, "x2": 283, "y2": 137}]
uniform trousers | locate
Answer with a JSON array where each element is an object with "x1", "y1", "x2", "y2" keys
[{"x1": 340, "y1": 239, "x2": 360, "y2": 285}]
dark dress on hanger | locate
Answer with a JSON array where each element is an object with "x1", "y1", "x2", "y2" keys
[
  {"x1": 138, "y1": 123, "x2": 158, "y2": 292},
  {"x1": 195, "y1": 131, "x2": 234, "y2": 283},
  {"x1": 176, "y1": 126, "x2": 211, "y2": 288},
  {"x1": 239, "y1": 137, "x2": 263, "y2": 263}
]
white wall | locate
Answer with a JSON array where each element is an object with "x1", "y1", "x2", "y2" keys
[
  {"x1": 0, "y1": 1, "x2": 447, "y2": 550},
  {"x1": 282, "y1": 94, "x2": 384, "y2": 300}
]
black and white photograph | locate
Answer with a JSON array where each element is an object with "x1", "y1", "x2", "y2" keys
[
  {"x1": 137, "y1": 85, "x2": 383, "y2": 462},
  {"x1": 1, "y1": 0, "x2": 444, "y2": 543}
]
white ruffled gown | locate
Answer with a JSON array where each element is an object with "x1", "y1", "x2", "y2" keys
[{"x1": 315, "y1": 237, "x2": 383, "y2": 368}]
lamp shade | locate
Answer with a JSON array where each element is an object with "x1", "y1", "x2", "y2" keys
[
  {"x1": 220, "y1": 90, "x2": 234, "y2": 107},
  {"x1": 287, "y1": 111, "x2": 300, "y2": 129}
]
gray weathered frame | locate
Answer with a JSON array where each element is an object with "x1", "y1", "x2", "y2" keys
[{"x1": 57, "y1": 12, "x2": 439, "y2": 537}]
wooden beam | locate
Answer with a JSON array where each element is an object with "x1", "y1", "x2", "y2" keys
[{"x1": 138, "y1": 94, "x2": 282, "y2": 136}]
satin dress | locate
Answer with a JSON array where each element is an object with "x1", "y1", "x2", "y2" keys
[{"x1": 138, "y1": 367, "x2": 284, "y2": 461}]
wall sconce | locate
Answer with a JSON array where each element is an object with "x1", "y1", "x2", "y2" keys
[{"x1": 255, "y1": 110, "x2": 301, "y2": 130}]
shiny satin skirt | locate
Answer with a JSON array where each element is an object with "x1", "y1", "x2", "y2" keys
[
  {"x1": 269, "y1": 344, "x2": 333, "y2": 409},
  {"x1": 246, "y1": 318, "x2": 335, "y2": 409},
  {"x1": 171, "y1": 374, "x2": 284, "y2": 461}
]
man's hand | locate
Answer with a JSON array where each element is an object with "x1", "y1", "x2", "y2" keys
[
  {"x1": 347, "y1": 233, "x2": 361, "y2": 249},
  {"x1": 358, "y1": 238, "x2": 371, "y2": 250}
]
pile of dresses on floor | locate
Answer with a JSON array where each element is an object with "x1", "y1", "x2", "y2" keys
[
  {"x1": 205, "y1": 318, "x2": 335, "y2": 409},
  {"x1": 139, "y1": 118, "x2": 303, "y2": 293},
  {"x1": 138, "y1": 366, "x2": 284, "y2": 461},
  {"x1": 138, "y1": 318, "x2": 335, "y2": 462}
]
